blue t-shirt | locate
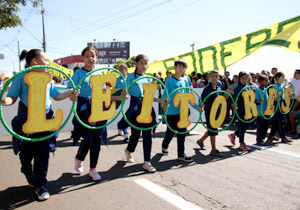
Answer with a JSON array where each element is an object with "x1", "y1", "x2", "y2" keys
[
  {"x1": 115, "y1": 76, "x2": 126, "y2": 89},
  {"x1": 274, "y1": 83, "x2": 284, "y2": 100},
  {"x1": 8, "y1": 72, "x2": 59, "y2": 109},
  {"x1": 68, "y1": 68, "x2": 105, "y2": 111},
  {"x1": 255, "y1": 87, "x2": 268, "y2": 116},
  {"x1": 162, "y1": 76, "x2": 198, "y2": 115},
  {"x1": 126, "y1": 72, "x2": 150, "y2": 97},
  {"x1": 182, "y1": 75, "x2": 192, "y2": 88}
]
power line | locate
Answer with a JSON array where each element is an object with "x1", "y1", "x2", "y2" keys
[{"x1": 48, "y1": 0, "x2": 171, "y2": 44}]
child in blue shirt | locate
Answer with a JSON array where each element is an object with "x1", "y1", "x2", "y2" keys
[
  {"x1": 161, "y1": 59, "x2": 198, "y2": 162},
  {"x1": 228, "y1": 71, "x2": 251, "y2": 151},
  {"x1": 268, "y1": 72, "x2": 293, "y2": 143},
  {"x1": 196, "y1": 70, "x2": 223, "y2": 157},
  {"x1": 0, "y1": 49, "x2": 77, "y2": 200},
  {"x1": 69, "y1": 47, "x2": 126, "y2": 181},
  {"x1": 255, "y1": 75, "x2": 269, "y2": 145},
  {"x1": 115, "y1": 64, "x2": 129, "y2": 142},
  {"x1": 122, "y1": 54, "x2": 167, "y2": 173}
]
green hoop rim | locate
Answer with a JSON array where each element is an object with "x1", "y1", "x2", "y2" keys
[
  {"x1": 73, "y1": 67, "x2": 127, "y2": 130},
  {"x1": 0, "y1": 65, "x2": 76, "y2": 142},
  {"x1": 122, "y1": 75, "x2": 169, "y2": 131}
]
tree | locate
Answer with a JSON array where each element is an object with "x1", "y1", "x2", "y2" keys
[
  {"x1": 113, "y1": 56, "x2": 136, "y2": 69},
  {"x1": 0, "y1": 0, "x2": 41, "y2": 30}
]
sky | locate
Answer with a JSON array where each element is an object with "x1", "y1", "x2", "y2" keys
[{"x1": 0, "y1": 0, "x2": 299, "y2": 80}]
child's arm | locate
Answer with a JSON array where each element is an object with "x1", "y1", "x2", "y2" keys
[
  {"x1": 0, "y1": 96, "x2": 18, "y2": 106},
  {"x1": 111, "y1": 89, "x2": 128, "y2": 101},
  {"x1": 53, "y1": 89, "x2": 79, "y2": 101}
]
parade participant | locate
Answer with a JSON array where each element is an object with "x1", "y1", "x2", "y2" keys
[
  {"x1": 121, "y1": 54, "x2": 167, "y2": 173},
  {"x1": 268, "y1": 72, "x2": 293, "y2": 143},
  {"x1": 228, "y1": 71, "x2": 252, "y2": 151},
  {"x1": 115, "y1": 64, "x2": 130, "y2": 142},
  {"x1": 0, "y1": 49, "x2": 78, "y2": 200},
  {"x1": 161, "y1": 59, "x2": 197, "y2": 162},
  {"x1": 70, "y1": 47, "x2": 126, "y2": 181},
  {"x1": 255, "y1": 75, "x2": 269, "y2": 145},
  {"x1": 196, "y1": 70, "x2": 223, "y2": 157}
]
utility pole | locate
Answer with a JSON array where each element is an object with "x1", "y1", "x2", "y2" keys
[
  {"x1": 41, "y1": 0, "x2": 46, "y2": 52},
  {"x1": 190, "y1": 42, "x2": 195, "y2": 52},
  {"x1": 17, "y1": 40, "x2": 21, "y2": 71}
]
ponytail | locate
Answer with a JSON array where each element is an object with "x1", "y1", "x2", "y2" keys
[{"x1": 20, "y1": 49, "x2": 42, "y2": 68}]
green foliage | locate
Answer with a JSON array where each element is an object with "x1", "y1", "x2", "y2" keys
[
  {"x1": 0, "y1": 0, "x2": 41, "y2": 29},
  {"x1": 113, "y1": 56, "x2": 136, "y2": 69}
]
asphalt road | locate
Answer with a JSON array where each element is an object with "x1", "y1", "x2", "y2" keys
[{"x1": 0, "y1": 122, "x2": 300, "y2": 210}]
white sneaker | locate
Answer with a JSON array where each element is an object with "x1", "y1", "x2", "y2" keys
[
  {"x1": 124, "y1": 149, "x2": 134, "y2": 163},
  {"x1": 124, "y1": 133, "x2": 129, "y2": 142},
  {"x1": 118, "y1": 129, "x2": 124, "y2": 136},
  {"x1": 74, "y1": 157, "x2": 83, "y2": 173},
  {"x1": 89, "y1": 169, "x2": 101, "y2": 181},
  {"x1": 143, "y1": 162, "x2": 156, "y2": 173}
]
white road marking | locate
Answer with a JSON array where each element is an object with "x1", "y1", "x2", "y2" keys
[{"x1": 134, "y1": 178, "x2": 202, "y2": 210}]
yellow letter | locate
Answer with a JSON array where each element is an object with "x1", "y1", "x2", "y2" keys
[
  {"x1": 210, "y1": 95, "x2": 227, "y2": 129},
  {"x1": 264, "y1": 88, "x2": 277, "y2": 116},
  {"x1": 174, "y1": 92, "x2": 195, "y2": 128},
  {"x1": 23, "y1": 72, "x2": 63, "y2": 133},
  {"x1": 242, "y1": 90, "x2": 257, "y2": 120},
  {"x1": 281, "y1": 86, "x2": 292, "y2": 113},
  {"x1": 89, "y1": 74, "x2": 116, "y2": 123},
  {"x1": 136, "y1": 83, "x2": 157, "y2": 124}
]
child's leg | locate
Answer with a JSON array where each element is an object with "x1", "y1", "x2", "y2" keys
[
  {"x1": 142, "y1": 129, "x2": 152, "y2": 162},
  {"x1": 199, "y1": 131, "x2": 209, "y2": 142},
  {"x1": 89, "y1": 131, "x2": 102, "y2": 169},
  {"x1": 33, "y1": 140, "x2": 50, "y2": 188},
  {"x1": 238, "y1": 121, "x2": 248, "y2": 144},
  {"x1": 210, "y1": 136, "x2": 216, "y2": 150},
  {"x1": 76, "y1": 140, "x2": 90, "y2": 161},
  {"x1": 19, "y1": 142, "x2": 35, "y2": 184},
  {"x1": 126, "y1": 111, "x2": 141, "y2": 153},
  {"x1": 162, "y1": 115, "x2": 176, "y2": 149},
  {"x1": 262, "y1": 119, "x2": 270, "y2": 140},
  {"x1": 277, "y1": 113, "x2": 286, "y2": 138},
  {"x1": 256, "y1": 116, "x2": 263, "y2": 142}
]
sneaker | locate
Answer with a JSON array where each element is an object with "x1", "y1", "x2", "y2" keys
[
  {"x1": 161, "y1": 148, "x2": 169, "y2": 156},
  {"x1": 196, "y1": 140, "x2": 205, "y2": 150},
  {"x1": 177, "y1": 154, "x2": 193, "y2": 163},
  {"x1": 143, "y1": 162, "x2": 156, "y2": 173},
  {"x1": 257, "y1": 141, "x2": 266, "y2": 146},
  {"x1": 239, "y1": 143, "x2": 251, "y2": 151},
  {"x1": 268, "y1": 135, "x2": 279, "y2": 141},
  {"x1": 124, "y1": 149, "x2": 134, "y2": 163},
  {"x1": 89, "y1": 169, "x2": 101, "y2": 181},
  {"x1": 123, "y1": 133, "x2": 129, "y2": 143},
  {"x1": 210, "y1": 149, "x2": 223, "y2": 157},
  {"x1": 281, "y1": 137, "x2": 293, "y2": 143},
  {"x1": 35, "y1": 186, "x2": 49, "y2": 201},
  {"x1": 74, "y1": 157, "x2": 83, "y2": 173},
  {"x1": 118, "y1": 129, "x2": 124, "y2": 136},
  {"x1": 228, "y1": 134, "x2": 236, "y2": 145}
]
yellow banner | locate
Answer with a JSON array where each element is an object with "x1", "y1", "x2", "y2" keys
[
  {"x1": 48, "y1": 61, "x2": 73, "y2": 77},
  {"x1": 130, "y1": 15, "x2": 300, "y2": 77}
]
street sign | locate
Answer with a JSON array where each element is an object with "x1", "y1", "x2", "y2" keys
[{"x1": 87, "y1": 42, "x2": 130, "y2": 64}]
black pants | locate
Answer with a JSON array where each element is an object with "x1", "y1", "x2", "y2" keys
[
  {"x1": 256, "y1": 116, "x2": 269, "y2": 142},
  {"x1": 162, "y1": 115, "x2": 185, "y2": 157},
  {"x1": 19, "y1": 140, "x2": 49, "y2": 187},
  {"x1": 76, "y1": 110, "x2": 102, "y2": 168},
  {"x1": 126, "y1": 110, "x2": 152, "y2": 162},
  {"x1": 270, "y1": 111, "x2": 285, "y2": 138},
  {"x1": 234, "y1": 120, "x2": 248, "y2": 144}
]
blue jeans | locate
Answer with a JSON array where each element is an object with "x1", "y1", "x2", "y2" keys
[
  {"x1": 126, "y1": 111, "x2": 152, "y2": 162},
  {"x1": 256, "y1": 116, "x2": 269, "y2": 142}
]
